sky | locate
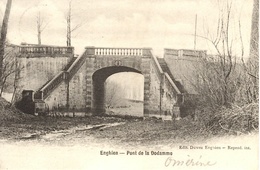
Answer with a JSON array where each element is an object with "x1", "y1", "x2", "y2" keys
[{"x1": 0, "y1": 0, "x2": 254, "y2": 57}]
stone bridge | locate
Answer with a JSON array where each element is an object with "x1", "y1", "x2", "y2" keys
[{"x1": 16, "y1": 44, "x2": 205, "y2": 120}]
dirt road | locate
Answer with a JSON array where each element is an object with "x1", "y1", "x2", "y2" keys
[{"x1": 0, "y1": 115, "x2": 258, "y2": 170}]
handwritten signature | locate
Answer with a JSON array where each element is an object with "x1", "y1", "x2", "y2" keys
[{"x1": 165, "y1": 155, "x2": 217, "y2": 167}]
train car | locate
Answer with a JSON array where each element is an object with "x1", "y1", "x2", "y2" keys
[{"x1": 16, "y1": 90, "x2": 49, "y2": 116}]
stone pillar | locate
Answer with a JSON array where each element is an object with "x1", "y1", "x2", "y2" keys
[
  {"x1": 85, "y1": 57, "x2": 95, "y2": 113},
  {"x1": 85, "y1": 47, "x2": 96, "y2": 113},
  {"x1": 160, "y1": 73, "x2": 165, "y2": 116},
  {"x1": 64, "y1": 72, "x2": 70, "y2": 110},
  {"x1": 85, "y1": 46, "x2": 95, "y2": 55},
  {"x1": 92, "y1": 80, "x2": 106, "y2": 114},
  {"x1": 141, "y1": 49, "x2": 151, "y2": 117},
  {"x1": 143, "y1": 73, "x2": 150, "y2": 117}
]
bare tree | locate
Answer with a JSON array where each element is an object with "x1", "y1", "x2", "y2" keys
[
  {"x1": 0, "y1": 45, "x2": 23, "y2": 106},
  {"x1": 66, "y1": 0, "x2": 82, "y2": 46},
  {"x1": 241, "y1": 0, "x2": 259, "y2": 103},
  {"x1": 1, "y1": 46, "x2": 15, "y2": 96},
  {"x1": 189, "y1": 0, "x2": 259, "y2": 108},
  {"x1": 36, "y1": 12, "x2": 48, "y2": 45},
  {"x1": 191, "y1": 55, "x2": 240, "y2": 108},
  {"x1": 192, "y1": 1, "x2": 238, "y2": 108},
  {"x1": 248, "y1": 0, "x2": 259, "y2": 67},
  {"x1": 188, "y1": 0, "x2": 259, "y2": 133},
  {"x1": 0, "y1": 0, "x2": 12, "y2": 84}
]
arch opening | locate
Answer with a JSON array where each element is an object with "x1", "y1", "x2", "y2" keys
[{"x1": 92, "y1": 66, "x2": 143, "y2": 115}]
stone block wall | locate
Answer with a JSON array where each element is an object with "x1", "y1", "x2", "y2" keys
[
  {"x1": 164, "y1": 49, "x2": 206, "y2": 94},
  {"x1": 145, "y1": 55, "x2": 179, "y2": 119},
  {"x1": 145, "y1": 58, "x2": 161, "y2": 116},
  {"x1": 44, "y1": 81, "x2": 67, "y2": 110},
  {"x1": 161, "y1": 74, "x2": 178, "y2": 116},
  {"x1": 18, "y1": 56, "x2": 72, "y2": 91},
  {"x1": 68, "y1": 61, "x2": 87, "y2": 111}
]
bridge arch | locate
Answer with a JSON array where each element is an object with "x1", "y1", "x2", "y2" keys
[{"x1": 92, "y1": 66, "x2": 143, "y2": 114}]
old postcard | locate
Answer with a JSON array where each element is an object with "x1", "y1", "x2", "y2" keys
[{"x1": 0, "y1": 0, "x2": 259, "y2": 169}]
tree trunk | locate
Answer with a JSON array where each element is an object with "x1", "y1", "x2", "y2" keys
[
  {"x1": 66, "y1": 1, "x2": 72, "y2": 46},
  {"x1": 0, "y1": 0, "x2": 12, "y2": 86},
  {"x1": 249, "y1": 0, "x2": 259, "y2": 58},
  {"x1": 37, "y1": 13, "x2": 42, "y2": 45},
  {"x1": 36, "y1": 12, "x2": 49, "y2": 45},
  {"x1": 38, "y1": 31, "x2": 41, "y2": 45},
  {"x1": 248, "y1": 0, "x2": 259, "y2": 101}
]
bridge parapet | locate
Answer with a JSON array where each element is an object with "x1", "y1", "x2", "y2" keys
[
  {"x1": 94, "y1": 48, "x2": 143, "y2": 56},
  {"x1": 182, "y1": 49, "x2": 206, "y2": 57},
  {"x1": 85, "y1": 47, "x2": 154, "y2": 57},
  {"x1": 164, "y1": 48, "x2": 206, "y2": 57},
  {"x1": 18, "y1": 45, "x2": 74, "y2": 56}
]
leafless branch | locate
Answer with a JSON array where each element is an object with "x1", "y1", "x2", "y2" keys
[{"x1": 36, "y1": 12, "x2": 49, "y2": 45}]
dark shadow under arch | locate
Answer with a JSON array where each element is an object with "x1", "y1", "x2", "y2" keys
[{"x1": 92, "y1": 66, "x2": 142, "y2": 114}]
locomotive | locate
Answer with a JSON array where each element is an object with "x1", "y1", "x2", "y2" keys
[{"x1": 16, "y1": 90, "x2": 49, "y2": 116}]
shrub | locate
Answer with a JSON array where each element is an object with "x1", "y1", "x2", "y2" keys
[{"x1": 199, "y1": 102, "x2": 258, "y2": 135}]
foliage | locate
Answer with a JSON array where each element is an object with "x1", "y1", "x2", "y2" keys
[{"x1": 199, "y1": 102, "x2": 259, "y2": 135}]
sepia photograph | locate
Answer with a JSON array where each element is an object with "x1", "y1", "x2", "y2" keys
[{"x1": 0, "y1": 0, "x2": 259, "y2": 169}]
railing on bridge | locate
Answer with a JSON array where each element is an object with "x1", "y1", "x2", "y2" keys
[
  {"x1": 67, "y1": 53, "x2": 86, "y2": 80},
  {"x1": 35, "y1": 71, "x2": 65, "y2": 99},
  {"x1": 94, "y1": 48, "x2": 143, "y2": 56},
  {"x1": 19, "y1": 45, "x2": 74, "y2": 55},
  {"x1": 149, "y1": 49, "x2": 183, "y2": 103}
]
